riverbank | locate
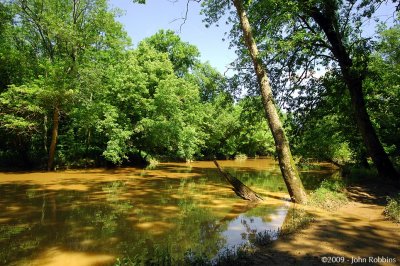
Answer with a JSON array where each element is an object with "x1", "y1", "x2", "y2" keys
[{"x1": 252, "y1": 182, "x2": 400, "y2": 266}]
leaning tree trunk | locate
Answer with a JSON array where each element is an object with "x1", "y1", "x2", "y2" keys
[
  {"x1": 47, "y1": 106, "x2": 60, "y2": 171},
  {"x1": 232, "y1": 0, "x2": 308, "y2": 203},
  {"x1": 214, "y1": 160, "x2": 263, "y2": 202},
  {"x1": 308, "y1": 6, "x2": 400, "y2": 183}
]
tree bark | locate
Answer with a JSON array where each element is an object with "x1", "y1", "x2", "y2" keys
[
  {"x1": 47, "y1": 106, "x2": 59, "y2": 171},
  {"x1": 214, "y1": 160, "x2": 263, "y2": 202},
  {"x1": 307, "y1": 6, "x2": 400, "y2": 183},
  {"x1": 232, "y1": 0, "x2": 308, "y2": 203},
  {"x1": 43, "y1": 115, "x2": 48, "y2": 153}
]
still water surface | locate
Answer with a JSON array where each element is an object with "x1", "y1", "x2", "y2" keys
[{"x1": 0, "y1": 159, "x2": 337, "y2": 265}]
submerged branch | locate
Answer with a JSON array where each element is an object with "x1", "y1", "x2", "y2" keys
[{"x1": 213, "y1": 160, "x2": 264, "y2": 202}]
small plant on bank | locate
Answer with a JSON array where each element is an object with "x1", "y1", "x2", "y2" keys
[
  {"x1": 308, "y1": 180, "x2": 348, "y2": 211},
  {"x1": 213, "y1": 245, "x2": 255, "y2": 266},
  {"x1": 183, "y1": 250, "x2": 211, "y2": 265},
  {"x1": 384, "y1": 193, "x2": 400, "y2": 223},
  {"x1": 254, "y1": 230, "x2": 277, "y2": 246},
  {"x1": 145, "y1": 157, "x2": 160, "y2": 170}
]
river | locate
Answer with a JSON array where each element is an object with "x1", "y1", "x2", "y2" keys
[{"x1": 0, "y1": 158, "x2": 337, "y2": 265}]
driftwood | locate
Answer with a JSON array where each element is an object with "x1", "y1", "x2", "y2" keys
[{"x1": 213, "y1": 160, "x2": 263, "y2": 202}]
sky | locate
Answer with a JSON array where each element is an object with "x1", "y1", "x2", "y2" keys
[
  {"x1": 108, "y1": 1, "x2": 397, "y2": 76},
  {"x1": 109, "y1": 0, "x2": 236, "y2": 74}
]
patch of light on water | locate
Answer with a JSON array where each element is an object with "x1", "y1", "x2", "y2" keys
[{"x1": 221, "y1": 206, "x2": 289, "y2": 249}]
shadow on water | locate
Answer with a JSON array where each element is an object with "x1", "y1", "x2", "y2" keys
[{"x1": 0, "y1": 158, "x2": 338, "y2": 265}]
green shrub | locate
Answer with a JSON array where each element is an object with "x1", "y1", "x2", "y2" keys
[
  {"x1": 254, "y1": 230, "x2": 277, "y2": 246},
  {"x1": 308, "y1": 180, "x2": 348, "y2": 211},
  {"x1": 212, "y1": 245, "x2": 254, "y2": 266},
  {"x1": 384, "y1": 194, "x2": 400, "y2": 223}
]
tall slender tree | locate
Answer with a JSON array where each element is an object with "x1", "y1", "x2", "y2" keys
[
  {"x1": 200, "y1": 0, "x2": 308, "y2": 203},
  {"x1": 300, "y1": 0, "x2": 399, "y2": 182},
  {"x1": 231, "y1": 0, "x2": 307, "y2": 203},
  {"x1": 233, "y1": 0, "x2": 399, "y2": 182}
]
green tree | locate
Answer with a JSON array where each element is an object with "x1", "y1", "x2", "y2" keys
[
  {"x1": 365, "y1": 23, "x2": 400, "y2": 161},
  {"x1": 300, "y1": 0, "x2": 399, "y2": 182},
  {"x1": 237, "y1": 96, "x2": 275, "y2": 157},
  {"x1": 141, "y1": 29, "x2": 200, "y2": 77},
  {"x1": 1, "y1": 0, "x2": 130, "y2": 169},
  {"x1": 140, "y1": 76, "x2": 205, "y2": 160},
  {"x1": 0, "y1": 2, "x2": 37, "y2": 91},
  {"x1": 202, "y1": 0, "x2": 308, "y2": 203},
  {"x1": 0, "y1": 84, "x2": 45, "y2": 167},
  {"x1": 231, "y1": 0, "x2": 399, "y2": 182},
  {"x1": 187, "y1": 62, "x2": 228, "y2": 102},
  {"x1": 199, "y1": 93, "x2": 240, "y2": 159}
]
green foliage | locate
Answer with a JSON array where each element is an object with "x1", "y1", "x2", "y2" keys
[
  {"x1": 364, "y1": 23, "x2": 400, "y2": 159},
  {"x1": 2, "y1": 0, "x2": 397, "y2": 170},
  {"x1": 236, "y1": 97, "x2": 275, "y2": 157},
  {"x1": 142, "y1": 30, "x2": 200, "y2": 77},
  {"x1": 0, "y1": 84, "x2": 44, "y2": 135},
  {"x1": 384, "y1": 194, "x2": 400, "y2": 223},
  {"x1": 288, "y1": 22, "x2": 400, "y2": 166},
  {"x1": 186, "y1": 62, "x2": 227, "y2": 102},
  {"x1": 308, "y1": 180, "x2": 348, "y2": 211},
  {"x1": 96, "y1": 105, "x2": 133, "y2": 164},
  {"x1": 0, "y1": 225, "x2": 29, "y2": 240},
  {"x1": 140, "y1": 75, "x2": 204, "y2": 160},
  {"x1": 202, "y1": 0, "x2": 400, "y2": 173},
  {"x1": 0, "y1": 0, "x2": 132, "y2": 168},
  {"x1": 291, "y1": 109, "x2": 353, "y2": 164}
]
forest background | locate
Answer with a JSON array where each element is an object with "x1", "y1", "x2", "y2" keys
[{"x1": 0, "y1": 0, "x2": 399, "y2": 176}]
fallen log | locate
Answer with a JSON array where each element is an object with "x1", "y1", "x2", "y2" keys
[{"x1": 213, "y1": 160, "x2": 263, "y2": 202}]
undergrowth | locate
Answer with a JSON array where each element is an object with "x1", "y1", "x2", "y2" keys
[
  {"x1": 114, "y1": 244, "x2": 256, "y2": 266},
  {"x1": 384, "y1": 193, "x2": 400, "y2": 223},
  {"x1": 308, "y1": 180, "x2": 348, "y2": 211}
]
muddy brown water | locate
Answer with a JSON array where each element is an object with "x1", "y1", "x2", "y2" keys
[{"x1": 0, "y1": 159, "x2": 337, "y2": 266}]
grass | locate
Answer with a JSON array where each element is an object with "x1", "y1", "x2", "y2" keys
[
  {"x1": 115, "y1": 245, "x2": 256, "y2": 266},
  {"x1": 254, "y1": 230, "x2": 278, "y2": 246},
  {"x1": 115, "y1": 245, "x2": 174, "y2": 266},
  {"x1": 384, "y1": 193, "x2": 400, "y2": 223},
  {"x1": 308, "y1": 179, "x2": 348, "y2": 211},
  {"x1": 0, "y1": 224, "x2": 29, "y2": 240}
]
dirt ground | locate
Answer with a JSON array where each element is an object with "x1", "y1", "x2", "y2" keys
[{"x1": 252, "y1": 183, "x2": 400, "y2": 266}]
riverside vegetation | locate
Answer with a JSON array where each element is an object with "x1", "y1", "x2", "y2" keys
[
  {"x1": 1, "y1": 0, "x2": 399, "y2": 265},
  {"x1": 1, "y1": 1, "x2": 399, "y2": 179}
]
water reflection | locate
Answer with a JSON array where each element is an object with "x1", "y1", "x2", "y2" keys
[
  {"x1": 0, "y1": 159, "x2": 337, "y2": 265},
  {"x1": 222, "y1": 205, "x2": 289, "y2": 249}
]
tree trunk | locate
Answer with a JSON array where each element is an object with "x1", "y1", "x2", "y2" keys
[
  {"x1": 232, "y1": 0, "x2": 308, "y2": 203},
  {"x1": 308, "y1": 6, "x2": 400, "y2": 183},
  {"x1": 43, "y1": 115, "x2": 48, "y2": 153},
  {"x1": 47, "y1": 106, "x2": 59, "y2": 171},
  {"x1": 214, "y1": 160, "x2": 263, "y2": 202}
]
